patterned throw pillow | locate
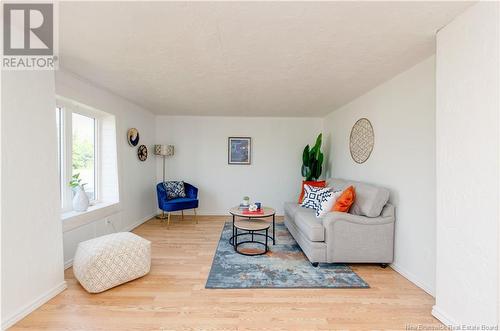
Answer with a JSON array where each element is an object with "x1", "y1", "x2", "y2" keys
[
  {"x1": 317, "y1": 190, "x2": 343, "y2": 217},
  {"x1": 163, "y1": 181, "x2": 186, "y2": 199},
  {"x1": 301, "y1": 185, "x2": 341, "y2": 218},
  {"x1": 333, "y1": 185, "x2": 356, "y2": 212}
]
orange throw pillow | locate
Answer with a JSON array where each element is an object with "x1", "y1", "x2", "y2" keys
[
  {"x1": 333, "y1": 186, "x2": 356, "y2": 212},
  {"x1": 298, "y1": 180, "x2": 326, "y2": 203}
]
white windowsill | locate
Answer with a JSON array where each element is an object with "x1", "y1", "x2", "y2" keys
[{"x1": 62, "y1": 201, "x2": 121, "y2": 233}]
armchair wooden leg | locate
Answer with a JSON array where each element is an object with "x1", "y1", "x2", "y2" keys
[
  {"x1": 194, "y1": 208, "x2": 198, "y2": 224},
  {"x1": 167, "y1": 213, "x2": 171, "y2": 227},
  {"x1": 181, "y1": 210, "x2": 184, "y2": 221}
]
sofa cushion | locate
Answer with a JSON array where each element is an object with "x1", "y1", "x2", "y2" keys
[
  {"x1": 298, "y1": 180, "x2": 326, "y2": 203},
  {"x1": 300, "y1": 185, "x2": 332, "y2": 210},
  {"x1": 350, "y1": 181, "x2": 389, "y2": 217},
  {"x1": 294, "y1": 206, "x2": 325, "y2": 242},
  {"x1": 328, "y1": 178, "x2": 389, "y2": 217},
  {"x1": 317, "y1": 189, "x2": 343, "y2": 218},
  {"x1": 284, "y1": 201, "x2": 302, "y2": 220},
  {"x1": 163, "y1": 181, "x2": 186, "y2": 199},
  {"x1": 328, "y1": 178, "x2": 349, "y2": 191},
  {"x1": 333, "y1": 186, "x2": 356, "y2": 212}
]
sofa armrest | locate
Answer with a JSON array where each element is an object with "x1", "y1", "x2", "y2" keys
[
  {"x1": 321, "y1": 203, "x2": 395, "y2": 263},
  {"x1": 322, "y1": 203, "x2": 395, "y2": 227}
]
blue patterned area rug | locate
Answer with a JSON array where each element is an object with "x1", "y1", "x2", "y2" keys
[{"x1": 205, "y1": 222, "x2": 369, "y2": 289}]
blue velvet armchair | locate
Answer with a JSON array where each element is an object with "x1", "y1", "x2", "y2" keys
[{"x1": 156, "y1": 182, "x2": 199, "y2": 226}]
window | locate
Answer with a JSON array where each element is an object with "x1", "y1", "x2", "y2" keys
[
  {"x1": 57, "y1": 100, "x2": 101, "y2": 212},
  {"x1": 56, "y1": 97, "x2": 119, "y2": 225},
  {"x1": 72, "y1": 113, "x2": 97, "y2": 201}
]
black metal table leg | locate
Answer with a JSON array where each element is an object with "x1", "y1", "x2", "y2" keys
[
  {"x1": 230, "y1": 214, "x2": 235, "y2": 246},
  {"x1": 234, "y1": 226, "x2": 237, "y2": 251},
  {"x1": 265, "y1": 227, "x2": 268, "y2": 253},
  {"x1": 272, "y1": 214, "x2": 275, "y2": 245}
]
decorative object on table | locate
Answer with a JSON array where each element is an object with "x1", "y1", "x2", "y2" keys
[
  {"x1": 154, "y1": 144, "x2": 175, "y2": 219},
  {"x1": 239, "y1": 196, "x2": 250, "y2": 211},
  {"x1": 127, "y1": 128, "x2": 140, "y2": 146},
  {"x1": 229, "y1": 206, "x2": 276, "y2": 245},
  {"x1": 255, "y1": 202, "x2": 261, "y2": 210},
  {"x1": 205, "y1": 222, "x2": 368, "y2": 289},
  {"x1": 349, "y1": 118, "x2": 374, "y2": 164},
  {"x1": 73, "y1": 232, "x2": 151, "y2": 293},
  {"x1": 228, "y1": 137, "x2": 251, "y2": 165},
  {"x1": 70, "y1": 173, "x2": 89, "y2": 212},
  {"x1": 163, "y1": 181, "x2": 186, "y2": 199},
  {"x1": 137, "y1": 144, "x2": 148, "y2": 161},
  {"x1": 156, "y1": 182, "x2": 198, "y2": 226},
  {"x1": 248, "y1": 204, "x2": 258, "y2": 212}
]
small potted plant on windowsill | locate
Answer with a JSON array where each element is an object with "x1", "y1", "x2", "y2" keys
[{"x1": 70, "y1": 173, "x2": 89, "y2": 212}]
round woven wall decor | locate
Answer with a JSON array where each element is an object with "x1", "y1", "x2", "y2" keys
[{"x1": 349, "y1": 118, "x2": 374, "y2": 164}]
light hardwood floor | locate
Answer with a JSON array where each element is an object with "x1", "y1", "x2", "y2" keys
[{"x1": 11, "y1": 216, "x2": 441, "y2": 330}]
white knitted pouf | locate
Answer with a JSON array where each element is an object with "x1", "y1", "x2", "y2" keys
[{"x1": 73, "y1": 232, "x2": 151, "y2": 293}]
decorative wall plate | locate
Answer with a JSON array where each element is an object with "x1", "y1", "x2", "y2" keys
[
  {"x1": 349, "y1": 118, "x2": 374, "y2": 164},
  {"x1": 127, "y1": 128, "x2": 140, "y2": 146},
  {"x1": 137, "y1": 145, "x2": 148, "y2": 161}
]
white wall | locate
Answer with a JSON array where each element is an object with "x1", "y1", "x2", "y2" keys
[
  {"x1": 56, "y1": 71, "x2": 157, "y2": 267},
  {"x1": 1, "y1": 71, "x2": 66, "y2": 329},
  {"x1": 323, "y1": 56, "x2": 436, "y2": 295},
  {"x1": 434, "y1": 2, "x2": 499, "y2": 326},
  {"x1": 155, "y1": 116, "x2": 323, "y2": 215}
]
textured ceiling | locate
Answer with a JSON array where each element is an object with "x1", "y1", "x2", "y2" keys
[{"x1": 59, "y1": 1, "x2": 473, "y2": 117}]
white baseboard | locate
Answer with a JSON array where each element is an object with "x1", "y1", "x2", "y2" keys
[
  {"x1": 64, "y1": 258, "x2": 74, "y2": 270},
  {"x1": 122, "y1": 213, "x2": 156, "y2": 232},
  {"x1": 63, "y1": 213, "x2": 155, "y2": 270},
  {"x1": 390, "y1": 262, "x2": 435, "y2": 297},
  {"x1": 2, "y1": 281, "x2": 67, "y2": 330},
  {"x1": 432, "y1": 305, "x2": 457, "y2": 326}
]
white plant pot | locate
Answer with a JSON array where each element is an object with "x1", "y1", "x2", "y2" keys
[{"x1": 73, "y1": 186, "x2": 90, "y2": 212}]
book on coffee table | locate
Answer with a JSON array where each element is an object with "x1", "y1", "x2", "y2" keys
[{"x1": 241, "y1": 210, "x2": 264, "y2": 215}]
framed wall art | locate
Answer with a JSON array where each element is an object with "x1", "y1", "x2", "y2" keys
[{"x1": 228, "y1": 137, "x2": 251, "y2": 165}]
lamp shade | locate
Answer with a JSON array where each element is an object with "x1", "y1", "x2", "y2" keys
[{"x1": 154, "y1": 144, "x2": 174, "y2": 156}]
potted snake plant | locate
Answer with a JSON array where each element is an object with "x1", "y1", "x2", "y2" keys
[{"x1": 299, "y1": 133, "x2": 325, "y2": 202}]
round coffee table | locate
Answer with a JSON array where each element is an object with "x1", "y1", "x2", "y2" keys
[
  {"x1": 233, "y1": 219, "x2": 270, "y2": 256},
  {"x1": 229, "y1": 207, "x2": 276, "y2": 246}
]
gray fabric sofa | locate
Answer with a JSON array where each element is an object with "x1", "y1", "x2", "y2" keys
[{"x1": 284, "y1": 178, "x2": 395, "y2": 266}]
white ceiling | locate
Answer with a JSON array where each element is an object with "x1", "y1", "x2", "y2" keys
[{"x1": 59, "y1": 1, "x2": 473, "y2": 117}]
